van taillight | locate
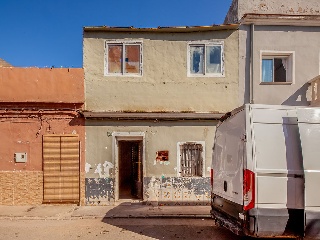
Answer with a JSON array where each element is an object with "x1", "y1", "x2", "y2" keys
[
  {"x1": 243, "y1": 169, "x2": 255, "y2": 211},
  {"x1": 210, "y1": 169, "x2": 214, "y2": 186}
]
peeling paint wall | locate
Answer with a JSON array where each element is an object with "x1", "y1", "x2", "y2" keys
[
  {"x1": 83, "y1": 30, "x2": 239, "y2": 113},
  {"x1": 85, "y1": 178, "x2": 115, "y2": 205},
  {"x1": 84, "y1": 121, "x2": 216, "y2": 205},
  {"x1": 85, "y1": 177, "x2": 210, "y2": 205},
  {"x1": 225, "y1": 0, "x2": 320, "y2": 24},
  {"x1": 144, "y1": 177, "x2": 210, "y2": 205}
]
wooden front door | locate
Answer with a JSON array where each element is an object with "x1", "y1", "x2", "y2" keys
[
  {"x1": 43, "y1": 135, "x2": 80, "y2": 203},
  {"x1": 118, "y1": 140, "x2": 143, "y2": 199}
]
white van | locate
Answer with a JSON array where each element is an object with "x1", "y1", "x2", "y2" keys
[
  {"x1": 297, "y1": 107, "x2": 320, "y2": 239},
  {"x1": 211, "y1": 104, "x2": 305, "y2": 238}
]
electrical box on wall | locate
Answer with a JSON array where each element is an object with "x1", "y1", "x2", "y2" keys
[
  {"x1": 14, "y1": 153, "x2": 27, "y2": 163},
  {"x1": 156, "y1": 151, "x2": 169, "y2": 161}
]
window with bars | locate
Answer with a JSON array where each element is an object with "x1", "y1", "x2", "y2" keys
[
  {"x1": 179, "y1": 142, "x2": 204, "y2": 177},
  {"x1": 104, "y1": 41, "x2": 142, "y2": 76}
]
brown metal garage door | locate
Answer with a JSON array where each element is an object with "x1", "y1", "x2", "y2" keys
[{"x1": 43, "y1": 135, "x2": 80, "y2": 203}]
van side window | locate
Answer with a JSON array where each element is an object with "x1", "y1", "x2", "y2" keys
[{"x1": 179, "y1": 142, "x2": 204, "y2": 177}]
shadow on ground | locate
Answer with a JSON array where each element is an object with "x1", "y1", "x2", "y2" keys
[
  {"x1": 101, "y1": 202, "x2": 238, "y2": 239},
  {"x1": 103, "y1": 218, "x2": 241, "y2": 240},
  {"x1": 101, "y1": 203, "x2": 297, "y2": 240}
]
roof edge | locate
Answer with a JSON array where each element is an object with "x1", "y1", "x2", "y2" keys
[
  {"x1": 83, "y1": 24, "x2": 239, "y2": 33},
  {"x1": 241, "y1": 14, "x2": 320, "y2": 26},
  {"x1": 81, "y1": 111, "x2": 224, "y2": 121}
]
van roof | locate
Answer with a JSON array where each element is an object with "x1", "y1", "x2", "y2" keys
[{"x1": 218, "y1": 104, "x2": 300, "y2": 125}]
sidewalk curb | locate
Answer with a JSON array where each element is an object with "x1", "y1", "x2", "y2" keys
[
  {"x1": 102, "y1": 214, "x2": 212, "y2": 219},
  {"x1": 0, "y1": 214, "x2": 212, "y2": 221}
]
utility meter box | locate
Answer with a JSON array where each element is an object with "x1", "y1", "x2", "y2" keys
[{"x1": 14, "y1": 153, "x2": 27, "y2": 163}]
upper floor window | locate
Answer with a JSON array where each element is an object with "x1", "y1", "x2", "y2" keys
[
  {"x1": 105, "y1": 41, "x2": 142, "y2": 76},
  {"x1": 261, "y1": 51, "x2": 294, "y2": 84},
  {"x1": 188, "y1": 41, "x2": 224, "y2": 77}
]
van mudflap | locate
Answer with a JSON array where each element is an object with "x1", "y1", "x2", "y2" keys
[
  {"x1": 305, "y1": 210, "x2": 320, "y2": 239},
  {"x1": 211, "y1": 208, "x2": 244, "y2": 236},
  {"x1": 248, "y1": 208, "x2": 304, "y2": 238}
]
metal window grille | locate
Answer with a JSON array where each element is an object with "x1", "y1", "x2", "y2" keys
[{"x1": 180, "y1": 143, "x2": 203, "y2": 177}]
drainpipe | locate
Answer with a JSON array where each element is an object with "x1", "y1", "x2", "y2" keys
[{"x1": 250, "y1": 24, "x2": 255, "y2": 104}]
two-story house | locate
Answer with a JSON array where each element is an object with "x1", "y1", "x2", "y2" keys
[{"x1": 83, "y1": 25, "x2": 239, "y2": 205}]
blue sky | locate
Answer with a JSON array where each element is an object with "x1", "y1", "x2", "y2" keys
[{"x1": 0, "y1": 0, "x2": 232, "y2": 68}]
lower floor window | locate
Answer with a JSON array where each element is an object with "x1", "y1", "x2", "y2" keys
[{"x1": 179, "y1": 142, "x2": 204, "y2": 177}]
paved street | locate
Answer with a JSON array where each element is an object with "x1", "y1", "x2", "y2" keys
[
  {"x1": 0, "y1": 204, "x2": 297, "y2": 240},
  {"x1": 0, "y1": 218, "x2": 240, "y2": 240},
  {"x1": 0, "y1": 218, "x2": 298, "y2": 240}
]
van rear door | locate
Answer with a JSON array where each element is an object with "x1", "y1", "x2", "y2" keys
[
  {"x1": 297, "y1": 107, "x2": 320, "y2": 239},
  {"x1": 250, "y1": 106, "x2": 304, "y2": 236},
  {"x1": 251, "y1": 108, "x2": 304, "y2": 209}
]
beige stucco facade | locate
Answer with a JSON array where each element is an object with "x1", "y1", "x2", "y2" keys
[
  {"x1": 83, "y1": 27, "x2": 239, "y2": 205},
  {"x1": 84, "y1": 29, "x2": 239, "y2": 113}
]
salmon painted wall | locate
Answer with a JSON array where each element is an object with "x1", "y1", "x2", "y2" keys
[
  {"x1": 0, "y1": 67, "x2": 85, "y2": 172},
  {"x1": 0, "y1": 68, "x2": 84, "y2": 103},
  {"x1": 0, "y1": 111, "x2": 84, "y2": 171}
]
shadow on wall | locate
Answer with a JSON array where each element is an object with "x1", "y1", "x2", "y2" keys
[
  {"x1": 282, "y1": 117, "x2": 305, "y2": 237},
  {"x1": 69, "y1": 116, "x2": 85, "y2": 127},
  {"x1": 282, "y1": 83, "x2": 311, "y2": 106}
]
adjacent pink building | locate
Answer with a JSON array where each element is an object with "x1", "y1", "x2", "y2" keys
[{"x1": 0, "y1": 67, "x2": 85, "y2": 205}]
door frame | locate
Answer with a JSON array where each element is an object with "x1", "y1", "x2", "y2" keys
[{"x1": 112, "y1": 132, "x2": 145, "y2": 201}]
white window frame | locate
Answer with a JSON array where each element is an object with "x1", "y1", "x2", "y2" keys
[
  {"x1": 177, "y1": 141, "x2": 205, "y2": 177},
  {"x1": 260, "y1": 50, "x2": 295, "y2": 84},
  {"x1": 187, "y1": 41, "x2": 225, "y2": 77},
  {"x1": 104, "y1": 40, "x2": 143, "y2": 77}
]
